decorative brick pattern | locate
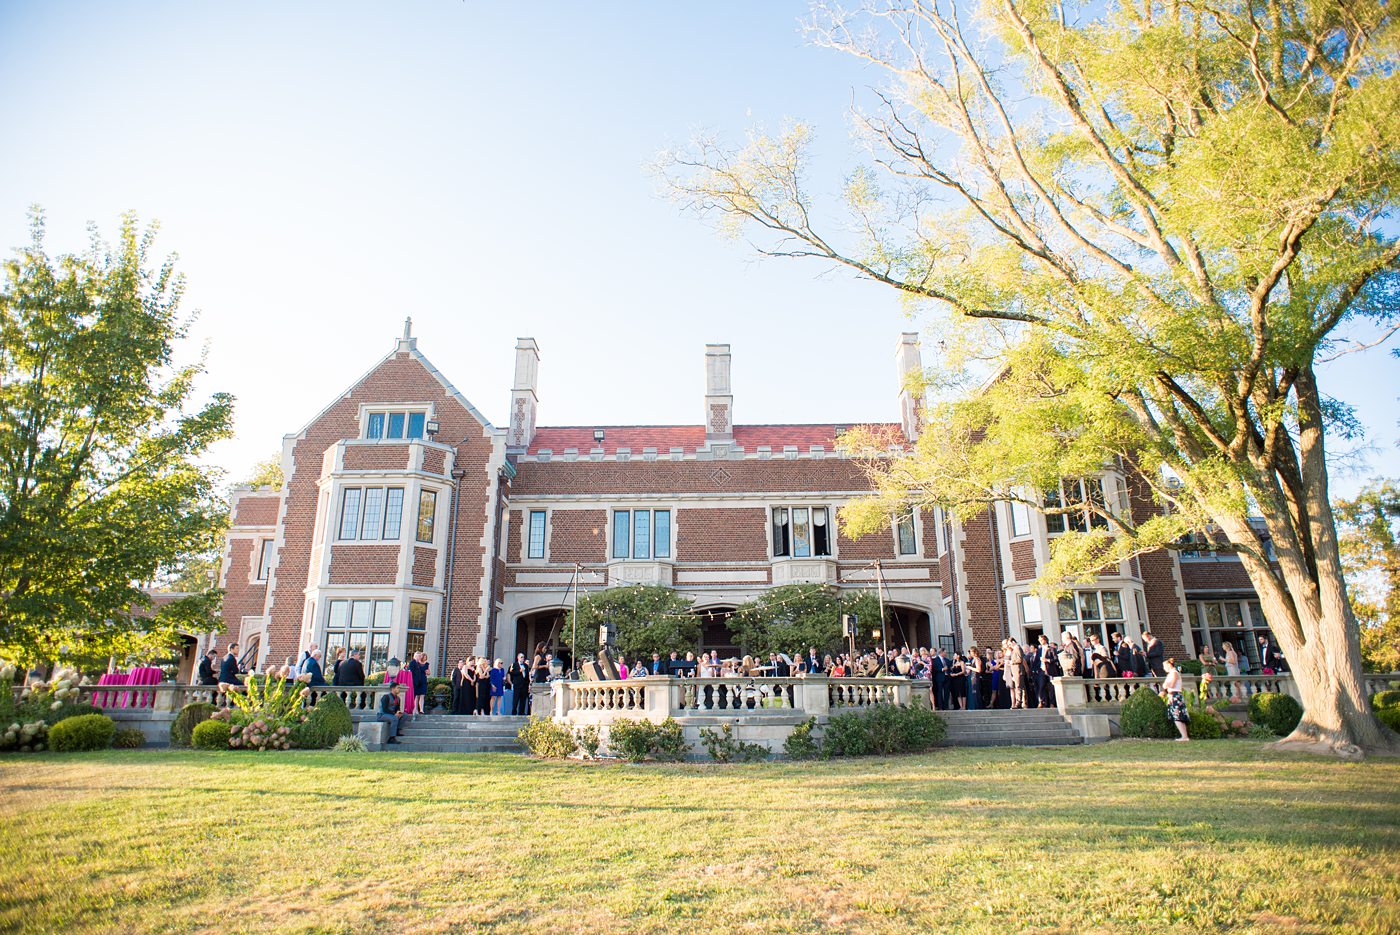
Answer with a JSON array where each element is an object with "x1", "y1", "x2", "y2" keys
[
  {"x1": 422, "y1": 448, "x2": 446, "y2": 475},
  {"x1": 512, "y1": 459, "x2": 873, "y2": 497}
]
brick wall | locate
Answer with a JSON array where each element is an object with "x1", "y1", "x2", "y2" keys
[
  {"x1": 413, "y1": 546, "x2": 438, "y2": 588},
  {"x1": 549, "y1": 510, "x2": 607, "y2": 564},
  {"x1": 676, "y1": 508, "x2": 768, "y2": 562},
  {"x1": 422, "y1": 448, "x2": 446, "y2": 475},
  {"x1": 1179, "y1": 560, "x2": 1255, "y2": 592},
  {"x1": 836, "y1": 524, "x2": 894, "y2": 561},
  {"x1": 329, "y1": 544, "x2": 400, "y2": 584},
  {"x1": 512, "y1": 458, "x2": 873, "y2": 496},
  {"x1": 342, "y1": 445, "x2": 412, "y2": 472},
  {"x1": 232, "y1": 494, "x2": 280, "y2": 527},
  {"x1": 218, "y1": 537, "x2": 268, "y2": 651},
  {"x1": 1126, "y1": 467, "x2": 1188, "y2": 656},
  {"x1": 959, "y1": 510, "x2": 1008, "y2": 649},
  {"x1": 1009, "y1": 538, "x2": 1037, "y2": 583}
]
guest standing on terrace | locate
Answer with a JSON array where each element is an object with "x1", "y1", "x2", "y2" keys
[
  {"x1": 1003, "y1": 639, "x2": 1028, "y2": 709},
  {"x1": 475, "y1": 658, "x2": 492, "y2": 715},
  {"x1": 219, "y1": 643, "x2": 244, "y2": 687},
  {"x1": 489, "y1": 659, "x2": 505, "y2": 715},
  {"x1": 509, "y1": 654, "x2": 531, "y2": 713},
  {"x1": 1162, "y1": 658, "x2": 1190, "y2": 741},
  {"x1": 1144, "y1": 632, "x2": 1166, "y2": 677},
  {"x1": 408, "y1": 652, "x2": 429, "y2": 715},
  {"x1": 197, "y1": 650, "x2": 218, "y2": 692},
  {"x1": 339, "y1": 650, "x2": 365, "y2": 686}
]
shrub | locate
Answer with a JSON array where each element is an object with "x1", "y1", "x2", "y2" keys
[
  {"x1": 294, "y1": 693, "x2": 353, "y2": 749},
  {"x1": 1375, "y1": 706, "x2": 1400, "y2": 734},
  {"x1": 38, "y1": 701, "x2": 102, "y2": 726},
  {"x1": 608, "y1": 719, "x2": 658, "y2": 762},
  {"x1": 698, "y1": 723, "x2": 768, "y2": 763},
  {"x1": 1248, "y1": 692, "x2": 1303, "y2": 736},
  {"x1": 332, "y1": 734, "x2": 368, "y2": 752},
  {"x1": 823, "y1": 705, "x2": 948, "y2": 758},
  {"x1": 652, "y1": 718, "x2": 689, "y2": 761},
  {"x1": 1371, "y1": 690, "x2": 1400, "y2": 710},
  {"x1": 48, "y1": 714, "x2": 117, "y2": 752},
  {"x1": 576, "y1": 724, "x2": 601, "y2": 759},
  {"x1": 783, "y1": 717, "x2": 822, "y2": 760},
  {"x1": 191, "y1": 719, "x2": 232, "y2": 750},
  {"x1": 230, "y1": 718, "x2": 293, "y2": 751},
  {"x1": 1176, "y1": 659, "x2": 1204, "y2": 675},
  {"x1": 517, "y1": 719, "x2": 576, "y2": 758},
  {"x1": 1187, "y1": 708, "x2": 1225, "y2": 739},
  {"x1": 113, "y1": 728, "x2": 146, "y2": 749},
  {"x1": 170, "y1": 702, "x2": 216, "y2": 748},
  {"x1": 1120, "y1": 687, "x2": 1175, "y2": 739},
  {"x1": 0, "y1": 720, "x2": 48, "y2": 752}
]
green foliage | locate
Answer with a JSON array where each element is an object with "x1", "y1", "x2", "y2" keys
[
  {"x1": 571, "y1": 586, "x2": 697, "y2": 659},
  {"x1": 516, "y1": 719, "x2": 576, "y2": 758},
  {"x1": 575, "y1": 724, "x2": 601, "y2": 759},
  {"x1": 227, "y1": 674, "x2": 308, "y2": 733},
  {"x1": 1120, "y1": 687, "x2": 1175, "y2": 739},
  {"x1": 0, "y1": 211, "x2": 234, "y2": 665},
  {"x1": 1188, "y1": 708, "x2": 1226, "y2": 740},
  {"x1": 293, "y1": 693, "x2": 352, "y2": 750},
  {"x1": 113, "y1": 727, "x2": 145, "y2": 749},
  {"x1": 48, "y1": 713, "x2": 116, "y2": 752},
  {"x1": 1248, "y1": 693, "x2": 1304, "y2": 736},
  {"x1": 426, "y1": 677, "x2": 452, "y2": 710},
  {"x1": 783, "y1": 717, "x2": 822, "y2": 760},
  {"x1": 0, "y1": 719, "x2": 47, "y2": 751},
  {"x1": 190, "y1": 718, "x2": 230, "y2": 750},
  {"x1": 698, "y1": 723, "x2": 769, "y2": 763},
  {"x1": 169, "y1": 702, "x2": 216, "y2": 748},
  {"x1": 35, "y1": 701, "x2": 102, "y2": 727},
  {"x1": 332, "y1": 734, "x2": 367, "y2": 752},
  {"x1": 823, "y1": 705, "x2": 947, "y2": 758},
  {"x1": 242, "y1": 454, "x2": 285, "y2": 489},
  {"x1": 1337, "y1": 481, "x2": 1400, "y2": 672},
  {"x1": 729, "y1": 585, "x2": 881, "y2": 658},
  {"x1": 1371, "y1": 690, "x2": 1400, "y2": 710},
  {"x1": 607, "y1": 717, "x2": 689, "y2": 763},
  {"x1": 1375, "y1": 706, "x2": 1400, "y2": 734},
  {"x1": 1176, "y1": 659, "x2": 1204, "y2": 676}
]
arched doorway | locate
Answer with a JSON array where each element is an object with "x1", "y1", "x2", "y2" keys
[
  {"x1": 694, "y1": 606, "x2": 739, "y2": 657},
  {"x1": 885, "y1": 605, "x2": 934, "y2": 652},
  {"x1": 514, "y1": 608, "x2": 570, "y2": 666}
]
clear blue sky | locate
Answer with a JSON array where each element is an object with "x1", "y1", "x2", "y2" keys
[{"x1": 1, "y1": 1, "x2": 1394, "y2": 496}]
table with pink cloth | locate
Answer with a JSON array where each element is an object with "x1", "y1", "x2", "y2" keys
[
  {"x1": 374, "y1": 669, "x2": 415, "y2": 714},
  {"x1": 91, "y1": 667, "x2": 164, "y2": 708}
]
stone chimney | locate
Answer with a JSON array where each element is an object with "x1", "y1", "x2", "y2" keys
[
  {"x1": 896, "y1": 332, "x2": 923, "y2": 441},
  {"x1": 704, "y1": 343, "x2": 733, "y2": 446},
  {"x1": 507, "y1": 337, "x2": 540, "y2": 450},
  {"x1": 396, "y1": 317, "x2": 416, "y2": 354}
]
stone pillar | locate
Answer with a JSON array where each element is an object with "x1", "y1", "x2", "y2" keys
[
  {"x1": 704, "y1": 344, "x2": 734, "y2": 447},
  {"x1": 1054, "y1": 676, "x2": 1088, "y2": 715},
  {"x1": 797, "y1": 676, "x2": 830, "y2": 717},
  {"x1": 896, "y1": 332, "x2": 923, "y2": 441},
  {"x1": 643, "y1": 678, "x2": 674, "y2": 723},
  {"x1": 529, "y1": 683, "x2": 552, "y2": 720},
  {"x1": 508, "y1": 338, "x2": 540, "y2": 450}
]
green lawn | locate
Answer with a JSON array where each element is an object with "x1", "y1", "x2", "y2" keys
[{"x1": 1, "y1": 741, "x2": 1397, "y2": 933}]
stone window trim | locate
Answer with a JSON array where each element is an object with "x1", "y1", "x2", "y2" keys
[
  {"x1": 892, "y1": 509, "x2": 920, "y2": 559},
  {"x1": 1042, "y1": 476, "x2": 1115, "y2": 536},
  {"x1": 336, "y1": 485, "x2": 406, "y2": 542},
  {"x1": 524, "y1": 509, "x2": 549, "y2": 563},
  {"x1": 253, "y1": 538, "x2": 274, "y2": 583}
]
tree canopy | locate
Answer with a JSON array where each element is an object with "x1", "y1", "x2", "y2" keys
[
  {"x1": 570, "y1": 585, "x2": 698, "y2": 660},
  {"x1": 729, "y1": 585, "x2": 882, "y2": 658},
  {"x1": 1336, "y1": 479, "x2": 1399, "y2": 672},
  {"x1": 662, "y1": 0, "x2": 1399, "y2": 755},
  {"x1": 0, "y1": 211, "x2": 233, "y2": 666}
]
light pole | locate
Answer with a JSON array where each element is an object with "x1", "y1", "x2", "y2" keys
[{"x1": 875, "y1": 559, "x2": 889, "y2": 673}]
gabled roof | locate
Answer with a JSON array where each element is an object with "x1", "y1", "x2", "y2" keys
[{"x1": 526, "y1": 423, "x2": 902, "y2": 455}]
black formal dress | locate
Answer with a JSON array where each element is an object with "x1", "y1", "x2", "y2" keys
[{"x1": 475, "y1": 671, "x2": 492, "y2": 713}]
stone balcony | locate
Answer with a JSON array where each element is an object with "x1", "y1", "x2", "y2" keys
[
  {"x1": 771, "y1": 558, "x2": 837, "y2": 585},
  {"x1": 607, "y1": 560, "x2": 674, "y2": 587}
]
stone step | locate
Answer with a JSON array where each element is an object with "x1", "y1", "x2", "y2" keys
[
  {"x1": 389, "y1": 740, "x2": 525, "y2": 753},
  {"x1": 396, "y1": 731, "x2": 523, "y2": 741},
  {"x1": 946, "y1": 735, "x2": 1082, "y2": 747}
]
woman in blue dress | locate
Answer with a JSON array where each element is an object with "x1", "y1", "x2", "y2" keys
[{"x1": 489, "y1": 658, "x2": 506, "y2": 715}]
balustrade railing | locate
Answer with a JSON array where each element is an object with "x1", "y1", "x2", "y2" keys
[
  {"x1": 1058, "y1": 673, "x2": 1298, "y2": 713},
  {"x1": 552, "y1": 675, "x2": 923, "y2": 722},
  {"x1": 673, "y1": 677, "x2": 801, "y2": 713},
  {"x1": 68, "y1": 681, "x2": 397, "y2": 714}
]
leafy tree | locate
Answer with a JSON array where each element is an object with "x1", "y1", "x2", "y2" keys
[
  {"x1": 729, "y1": 584, "x2": 881, "y2": 658},
  {"x1": 0, "y1": 211, "x2": 233, "y2": 667},
  {"x1": 570, "y1": 585, "x2": 697, "y2": 660},
  {"x1": 1335, "y1": 480, "x2": 1399, "y2": 672},
  {"x1": 662, "y1": 1, "x2": 1399, "y2": 755},
  {"x1": 242, "y1": 454, "x2": 284, "y2": 488}
]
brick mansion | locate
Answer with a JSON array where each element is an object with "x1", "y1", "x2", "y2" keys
[{"x1": 215, "y1": 325, "x2": 1277, "y2": 675}]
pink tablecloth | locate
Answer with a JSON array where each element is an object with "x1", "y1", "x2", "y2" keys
[
  {"x1": 379, "y1": 669, "x2": 415, "y2": 715},
  {"x1": 92, "y1": 667, "x2": 163, "y2": 708}
]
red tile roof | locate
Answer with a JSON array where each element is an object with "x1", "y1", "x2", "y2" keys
[{"x1": 525, "y1": 424, "x2": 903, "y2": 455}]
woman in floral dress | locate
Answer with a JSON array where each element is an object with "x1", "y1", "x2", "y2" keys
[{"x1": 1162, "y1": 658, "x2": 1190, "y2": 741}]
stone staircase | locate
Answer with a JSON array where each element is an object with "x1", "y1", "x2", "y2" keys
[
  {"x1": 938, "y1": 709, "x2": 1083, "y2": 746},
  {"x1": 391, "y1": 714, "x2": 529, "y2": 753}
]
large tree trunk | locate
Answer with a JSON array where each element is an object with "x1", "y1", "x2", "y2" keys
[{"x1": 1239, "y1": 536, "x2": 1399, "y2": 759}]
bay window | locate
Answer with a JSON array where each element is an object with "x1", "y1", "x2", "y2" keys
[
  {"x1": 1044, "y1": 478, "x2": 1111, "y2": 534},
  {"x1": 337, "y1": 486, "x2": 406, "y2": 540}
]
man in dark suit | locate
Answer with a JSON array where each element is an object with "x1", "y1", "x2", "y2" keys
[
  {"x1": 377, "y1": 683, "x2": 404, "y2": 743},
  {"x1": 770, "y1": 653, "x2": 791, "y2": 678},
  {"x1": 1037, "y1": 636, "x2": 1060, "y2": 707},
  {"x1": 508, "y1": 653, "x2": 531, "y2": 715},
  {"x1": 1258, "y1": 636, "x2": 1285, "y2": 671},
  {"x1": 338, "y1": 649, "x2": 365, "y2": 686},
  {"x1": 196, "y1": 650, "x2": 218, "y2": 688},
  {"x1": 218, "y1": 643, "x2": 244, "y2": 687},
  {"x1": 1143, "y1": 631, "x2": 1166, "y2": 677},
  {"x1": 930, "y1": 649, "x2": 950, "y2": 709}
]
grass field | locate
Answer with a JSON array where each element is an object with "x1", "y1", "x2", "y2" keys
[{"x1": 1, "y1": 740, "x2": 1397, "y2": 933}]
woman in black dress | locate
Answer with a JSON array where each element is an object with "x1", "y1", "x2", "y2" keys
[
  {"x1": 947, "y1": 653, "x2": 966, "y2": 710},
  {"x1": 474, "y1": 658, "x2": 492, "y2": 715},
  {"x1": 450, "y1": 659, "x2": 470, "y2": 715}
]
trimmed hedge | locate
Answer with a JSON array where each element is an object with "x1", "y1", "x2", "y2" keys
[
  {"x1": 1376, "y1": 706, "x2": 1400, "y2": 733},
  {"x1": 823, "y1": 704, "x2": 947, "y2": 757},
  {"x1": 1187, "y1": 708, "x2": 1225, "y2": 739},
  {"x1": 1371, "y1": 690, "x2": 1400, "y2": 710},
  {"x1": 1120, "y1": 687, "x2": 1175, "y2": 739},
  {"x1": 607, "y1": 718, "x2": 689, "y2": 762},
  {"x1": 1248, "y1": 692, "x2": 1303, "y2": 736},
  {"x1": 170, "y1": 702, "x2": 216, "y2": 748},
  {"x1": 191, "y1": 719, "x2": 231, "y2": 750},
  {"x1": 49, "y1": 714, "x2": 117, "y2": 752},
  {"x1": 113, "y1": 728, "x2": 146, "y2": 749},
  {"x1": 295, "y1": 693, "x2": 353, "y2": 749}
]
